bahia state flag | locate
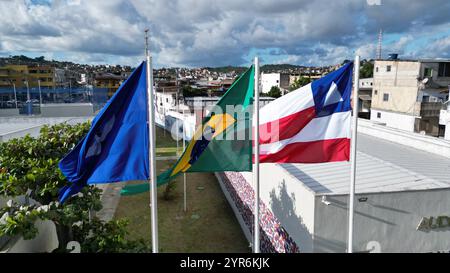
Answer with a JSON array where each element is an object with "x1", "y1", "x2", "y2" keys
[
  {"x1": 258, "y1": 61, "x2": 353, "y2": 163},
  {"x1": 121, "y1": 65, "x2": 255, "y2": 195},
  {"x1": 58, "y1": 61, "x2": 149, "y2": 203}
]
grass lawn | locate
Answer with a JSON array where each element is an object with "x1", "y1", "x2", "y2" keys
[
  {"x1": 155, "y1": 126, "x2": 184, "y2": 157},
  {"x1": 114, "y1": 128, "x2": 250, "y2": 253}
]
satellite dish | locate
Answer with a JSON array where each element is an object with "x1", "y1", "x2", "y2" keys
[{"x1": 422, "y1": 78, "x2": 429, "y2": 85}]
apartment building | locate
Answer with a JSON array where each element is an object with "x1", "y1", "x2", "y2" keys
[
  {"x1": 371, "y1": 58, "x2": 450, "y2": 136},
  {"x1": 94, "y1": 72, "x2": 128, "y2": 98},
  {"x1": 261, "y1": 73, "x2": 290, "y2": 93},
  {"x1": 0, "y1": 65, "x2": 55, "y2": 89}
]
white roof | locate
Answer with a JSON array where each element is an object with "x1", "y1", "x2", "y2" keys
[{"x1": 278, "y1": 133, "x2": 450, "y2": 196}]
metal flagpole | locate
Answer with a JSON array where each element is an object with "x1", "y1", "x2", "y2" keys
[
  {"x1": 145, "y1": 29, "x2": 159, "y2": 253},
  {"x1": 253, "y1": 57, "x2": 260, "y2": 253},
  {"x1": 348, "y1": 55, "x2": 360, "y2": 253},
  {"x1": 183, "y1": 109, "x2": 187, "y2": 212}
]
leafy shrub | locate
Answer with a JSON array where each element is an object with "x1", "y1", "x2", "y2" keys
[{"x1": 0, "y1": 122, "x2": 150, "y2": 252}]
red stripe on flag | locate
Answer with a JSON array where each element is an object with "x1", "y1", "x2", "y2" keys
[
  {"x1": 258, "y1": 138, "x2": 350, "y2": 163},
  {"x1": 259, "y1": 106, "x2": 316, "y2": 145}
]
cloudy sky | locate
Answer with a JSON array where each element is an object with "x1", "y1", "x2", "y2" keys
[{"x1": 1, "y1": 0, "x2": 449, "y2": 68}]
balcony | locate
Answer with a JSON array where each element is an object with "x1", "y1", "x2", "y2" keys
[{"x1": 420, "y1": 102, "x2": 443, "y2": 118}]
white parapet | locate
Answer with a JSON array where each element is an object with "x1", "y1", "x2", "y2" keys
[{"x1": 358, "y1": 118, "x2": 450, "y2": 158}]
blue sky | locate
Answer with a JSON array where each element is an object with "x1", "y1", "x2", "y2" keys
[{"x1": 1, "y1": 0, "x2": 450, "y2": 68}]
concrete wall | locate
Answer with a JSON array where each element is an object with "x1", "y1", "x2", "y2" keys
[
  {"x1": 0, "y1": 117, "x2": 91, "y2": 142},
  {"x1": 1, "y1": 220, "x2": 59, "y2": 253},
  {"x1": 40, "y1": 103, "x2": 95, "y2": 117},
  {"x1": 0, "y1": 196, "x2": 58, "y2": 253},
  {"x1": 0, "y1": 124, "x2": 43, "y2": 142},
  {"x1": 372, "y1": 61, "x2": 420, "y2": 115},
  {"x1": 359, "y1": 118, "x2": 450, "y2": 158},
  {"x1": 156, "y1": 92, "x2": 176, "y2": 111},
  {"x1": 313, "y1": 189, "x2": 450, "y2": 253},
  {"x1": 359, "y1": 78, "x2": 373, "y2": 89},
  {"x1": 0, "y1": 108, "x2": 20, "y2": 117},
  {"x1": 370, "y1": 108, "x2": 416, "y2": 132},
  {"x1": 420, "y1": 62, "x2": 450, "y2": 87},
  {"x1": 241, "y1": 164, "x2": 316, "y2": 252},
  {"x1": 261, "y1": 73, "x2": 280, "y2": 93}
]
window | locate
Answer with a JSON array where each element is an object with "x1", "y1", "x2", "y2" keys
[
  {"x1": 386, "y1": 65, "x2": 392, "y2": 72},
  {"x1": 424, "y1": 67, "x2": 433, "y2": 77},
  {"x1": 374, "y1": 90, "x2": 378, "y2": 95},
  {"x1": 383, "y1": 93, "x2": 389, "y2": 101},
  {"x1": 377, "y1": 112, "x2": 381, "y2": 118},
  {"x1": 375, "y1": 67, "x2": 379, "y2": 72},
  {"x1": 438, "y1": 62, "x2": 450, "y2": 77}
]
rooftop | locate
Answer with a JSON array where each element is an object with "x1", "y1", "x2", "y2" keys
[
  {"x1": 278, "y1": 133, "x2": 450, "y2": 196},
  {"x1": 375, "y1": 58, "x2": 450, "y2": 63}
]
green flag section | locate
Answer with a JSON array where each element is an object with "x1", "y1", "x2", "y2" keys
[{"x1": 121, "y1": 65, "x2": 254, "y2": 196}]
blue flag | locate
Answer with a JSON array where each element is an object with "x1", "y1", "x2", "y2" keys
[{"x1": 58, "y1": 61, "x2": 149, "y2": 203}]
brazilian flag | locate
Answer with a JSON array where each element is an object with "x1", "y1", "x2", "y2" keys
[{"x1": 121, "y1": 65, "x2": 254, "y2": 195}]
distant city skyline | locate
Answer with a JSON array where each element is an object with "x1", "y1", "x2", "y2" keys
[{"x1": 1, "y1": 0, "x2": 450, "y2": 68}]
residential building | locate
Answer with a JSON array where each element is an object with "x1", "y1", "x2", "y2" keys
[
  {"x1": 0, "y1": 65, "x2": 56, "y2": 89},
  {"x1": 261, "y1": 73, "x2": 290, "y2": 93},
  {"x1": 371, "y1": 58, "x2": 450, "y2": 137},
  {"x1": 358, "y1": 78, "x2": 373, "y2": 118},
  {"x1": 94, "y1": 72, "x2": 127, "y2": 98}
]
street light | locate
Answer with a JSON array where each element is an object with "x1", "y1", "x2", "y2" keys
[
  {"x1": 24, "y1": 79, "x2": 31, "y2": 115},
  {"x1": 7, "y1": 79, "x2": 18, "y2": 109},
  {"x1": 38, "y1": 79, "x2": 42, "y2": 106}
]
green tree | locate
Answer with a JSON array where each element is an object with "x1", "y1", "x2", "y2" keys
[
  {"x1": 0, "y1": 122, "x2": 150, "y2": 252},
  {"x1": 360, "y1": 61, "x2": 374, "y2": 78},
  {"x1": 289, "y1": 76, "x2": 311, "y2": 91},
  {"x1": 267, "y1": 86, "x2": 281, "y2": 98},
  {"x1": 182, "y1": 85, "x2": 207, "y2": 97}
]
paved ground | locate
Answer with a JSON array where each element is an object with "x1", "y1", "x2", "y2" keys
[{"x1": 96, "y1": 184, "x2": 123, "y2": 222}]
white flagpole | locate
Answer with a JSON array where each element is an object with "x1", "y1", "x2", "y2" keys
[
  {"x1": 253, "y1": 56, "x2": 260, "y2": 253},
  {"x1": 145, "y1": 29, "x2": 159, "y2": 253},
  {"x1": 183, "y1": 109, "x2": 187, "y2": 212},
  {"x1": 348, "y1": 55, "x2": 360, "y2": 253}
]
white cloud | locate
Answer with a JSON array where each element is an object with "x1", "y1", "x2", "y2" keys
[{"x1": 0, "y1": 0, "x2": 449, "y2": 66}]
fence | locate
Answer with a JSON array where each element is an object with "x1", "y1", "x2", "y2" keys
[{"x1": 0, "y1": 87, "x2": 109, "y2": 115}]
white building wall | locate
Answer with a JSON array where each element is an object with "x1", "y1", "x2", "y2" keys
[
  {"x1": 313, "y1": 189, "x2": 450, "y2": 253},
  {"x1": 40, "y1": 103, "x2": 95, "y2": 117},
  {"x1": 156, "y1": 92, "x2": 176, "y2": 112},
  {"x1": 440, "y1": 109, "x2": 450, "y2": 141},
  {"x1": 241, "y1": 164, "x2": 316, "y2": 252},
  {"x1": 261, "y1": 73, "x2": 281, "y2": 93},
  {"x1": 446, "y1": 122, "x2": 450, "y2": 141},
  {"x1": 370, "y1": 109, "x2": 416, "y2": 132}
]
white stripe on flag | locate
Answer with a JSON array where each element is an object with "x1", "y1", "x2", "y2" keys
[
  {"x1": 259, "y1": 84, "x2": 314, "y2": 125},
  {"x1": 259, "y1": 111, "x2": 351, "y2": 155}
]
